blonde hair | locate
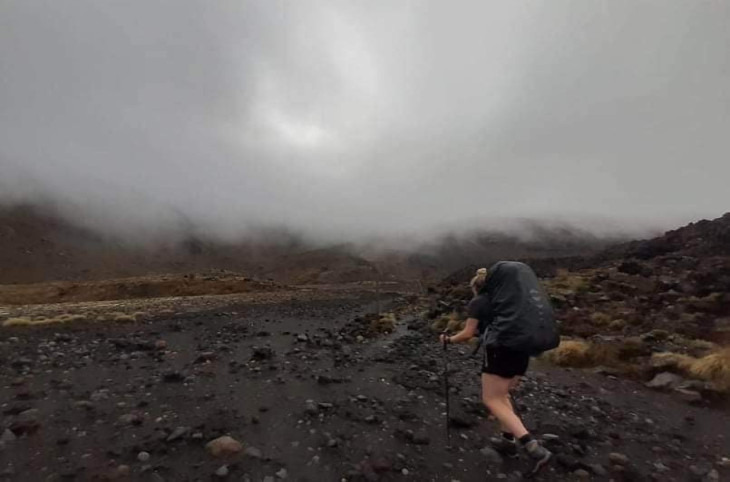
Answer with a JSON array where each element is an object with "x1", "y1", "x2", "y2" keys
[{"x1": 470, "y1": 267, "x2": 488, "y2": 292}]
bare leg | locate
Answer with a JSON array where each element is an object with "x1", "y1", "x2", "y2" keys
[
  {"x1": 498, "y1": 377, "x2": 520, "y2": 434},
  {"x1": 482, "y1": 373, "x2": 528, "y2": 439}
]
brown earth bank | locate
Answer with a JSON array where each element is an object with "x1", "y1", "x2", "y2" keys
[
  {"x1": 0, "y1": 274, "x2": 280, "y2": 306},
  {"x1": 1, "y1": 290, "x2": 729, "y2": 482}
]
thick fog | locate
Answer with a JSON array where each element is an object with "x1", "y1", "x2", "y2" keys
[{"x1": 1, "y1": 1, "x2": 729, "y2": 241}]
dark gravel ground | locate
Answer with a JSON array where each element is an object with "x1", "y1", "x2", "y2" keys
[{"x1": 1, "y1": 292, "x2": 729, "y2": 481}]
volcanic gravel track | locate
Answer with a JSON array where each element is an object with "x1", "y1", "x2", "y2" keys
[{"x1": 1, "y1": 292, "x2": 729, "y2": 481}]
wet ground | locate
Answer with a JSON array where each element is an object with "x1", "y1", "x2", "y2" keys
[{"x1": 1, "y1": 289, "x2": 729, "y2": 481}]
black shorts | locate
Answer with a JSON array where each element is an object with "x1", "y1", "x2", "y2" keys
[{"x1": 482, "y1": 347, "x2": 530, "y2": 379}]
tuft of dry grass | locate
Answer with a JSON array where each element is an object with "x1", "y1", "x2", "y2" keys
[
  {"x1": 543, "y1": 339, "x2": 611, "y2": 368},
  {"x1": 369, "y1": 313, "x2": 396, "y2": 334},
  {"x1": 590, "y1": 312, "x2": 612, "y2": 326},
  {"x1": 650, "y1": 352, "x2": 696, "y2": 372},
  {"x1": 430, "y1": 313, "x2": 465, "y2": 333},
  {"x1": 2, "y1": 313, "x2": 87, "y2": 327},
  {"x1": 2, "y1": 317, "x2": 34, "y2": 327},
  {"x1": 690, "y1": 348, "x2": 730, "y2": 390},
  {"x1": 651, "y1": 349, "x2": 730, "y2": 392},
  {"x1": 111, "y1": 312, "x2": 136, "y2": 323},
  {"x1": 430, "y1": 316, "x2": 449, "y2": 333}
]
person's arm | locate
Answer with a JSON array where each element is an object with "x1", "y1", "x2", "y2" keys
[{"x1": 440, "y1": 318, "x2": 478, "y2": 344}]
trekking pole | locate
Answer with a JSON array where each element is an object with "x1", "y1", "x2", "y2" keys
[{"x1": 442, "y1": 333, "x2": 452, "y2": 448}]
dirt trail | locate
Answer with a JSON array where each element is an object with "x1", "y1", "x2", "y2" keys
[{"x1": 1, "y1": 291, "x2": 729, "y2": 481}]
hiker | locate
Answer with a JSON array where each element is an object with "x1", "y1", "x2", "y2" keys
[{"x1": 439, "y1": 261, "x2": 559, "y2": 476}]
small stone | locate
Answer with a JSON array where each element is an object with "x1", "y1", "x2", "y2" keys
[
  {"x1": 609, "y1": 452, "x2": 629, "y2": 466},
  {"x1": 115, "y1": 465, "x2": 131, "y2": 477},
  {"x1": 297, "y1": 334, "x2": 308, "y2": 342},
  {"x1": 304, "y1": 400, "x2": 318, "y2": 415},
  {"x1": 275, "y1": 468, "x2": 288, "y2": 479},
  {"x1": 162, "y1": 370, "x2": 185, "y2": 383},
  {"x1": 674, "y1": 388, "x2": 702, "y2": 404},
  {"x1": 542, "y1": 433, "x2": 560, "y2": 441},
  {"x1": 573, "y1": 469, "x2": 590, "y2": 479},
  {"x1": 137, "y1": 451, "x2": 150, "y2": 462},
  {"x1": 206, "y1": 436, "x2": 243, "y2": 457},
  {"x1": 154, "y1": 340, "x2": 167, "y2": 350},
  {"x1": 119, "y1": 413, "x2": 143, "y2": 426},
  {"x1": 480, "y1": 446, "x2": 503, "y2": 466},
  {"x1": 653, "y1": 462, "x2": 669, "y2": 473},
  {"x1": 244, "y1": 446, "x2": 263, "y2": 459},
  {"x1": 707, "y1": 469, "x2": 719, "y2": 481},
  {"x1": 356, "y1": 335, "x2": 365, "y2": 342},
  {"x1": 167, "y1": 426, "x2": 189, "y2": 442},
  {"x1": 646, "y1": 372, "x2": 684, "y2": 390},
  {"x1": 215, "y1": 465, "x2": 229, "y2": 478},
  {"x1": 587, "y1": 464, "x2": 607, "y2": 476},
  {"x1": 401, "y1": 468, "x2": 409, "y2": 476},
  {"x1": 0, "y1": 429, "x2": 16, "y2": 444},
  {"x1": 412, "y1": 431, "x2": 430, "y2": 445}
]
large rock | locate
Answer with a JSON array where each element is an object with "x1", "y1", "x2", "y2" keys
[
  {"x1": 206, "y1": 436, "x2": 243, "y2": 457},
  {"x1": 646, "y1": 372, "x2": 684, "y2": 390}
]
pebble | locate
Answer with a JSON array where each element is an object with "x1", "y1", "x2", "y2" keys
[
  {"x1": 167, "y1": 426, "x2": 189, "y2": 442},
  {"x1": 137, "y1": 451, "x2": 150, "y2": 462},
  {"x1": 0, "y1": 430, "x2": 16, "y2": 444},
  {"x1": 542, "y1": 433, "x2": 560, "y2": 441},
  {"x1": 304, "y1": 400, "x2": 318, "y2": 415},
  {"x1": 215, "y1": 465, "x2": 229, "y2": 478},
  {"x1": 206, "y1": 436, "x2": 243, "y2": 457},
  {"x1": 275, "y1": 468, "x2": 288, "y2": 479},
  {"x1": 401, "y1": 468, "x2": 409, "y2": 476},
  {"x1": 480, "y1": 446, "x2": 503, "y2": 466},
  {"x1": 609, "y1": 452, "x2": 629, "y2": 466},
  {"x1": 244, "y1": 446, "x2": 263, "y2": 459}
]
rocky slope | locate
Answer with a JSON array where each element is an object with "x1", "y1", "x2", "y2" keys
[
  {"x1": 431, "y1": 213, "x2": 730, "y2": 402},
  {"x1": 1, "y1": 290, "x2": 729, "y2": 481}
]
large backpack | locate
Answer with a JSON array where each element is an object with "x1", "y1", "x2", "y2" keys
[{"x1": 478, "y1": 261, "x2": 560, "y2": 356}]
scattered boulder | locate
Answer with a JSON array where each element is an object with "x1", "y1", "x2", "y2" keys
[{"x1": 646, "y1": 372, "x2": 684, "y2": 390}]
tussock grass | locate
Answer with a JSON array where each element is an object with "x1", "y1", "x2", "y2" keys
[
  {"x1": 369, "y1": 313, "x2": 396, "y2": 334},
  {"x1": 430, "y1": 316, "x2": 449, "y2": 333},
  {"x1": 2, "y1": 313, "x2": 87, "y2": 327},
  {"x1": 111, "y1": 312, "x2": 136, "y2": 323},
  {"x1": 690, "y1": 348, "x2": 730, "y2": 390},
  {"x1": 651, "y1": 349, "x2": 730, "y2": 392},
  {"x1": 430, "y1": 312, "x2": 464, "y2": 333},
  {"x1": 543, "y1": 340, "x2": 612, "y2": 368},
  {"x1": 650, "y1": 352, "x2": 696, "y2": 372},
  {"x1": 544, "y1": 337, "x2": 650, "y2": 369}
]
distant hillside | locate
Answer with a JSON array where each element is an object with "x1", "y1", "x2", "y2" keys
[{"x1": 0, "y1": 203, "x2": 619, "y2": 285}]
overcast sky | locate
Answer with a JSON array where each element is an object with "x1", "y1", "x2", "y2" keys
[{"x1": 1, "y1": 1, "x2": 728, "y2": 241}]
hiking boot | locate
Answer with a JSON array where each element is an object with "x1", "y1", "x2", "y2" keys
[
  {"x1": 524, "y1": 440, "x2": 552, "y2": 478},
  {"x1": 490, "y1": 436, "x2": 518, "y2": 458}
]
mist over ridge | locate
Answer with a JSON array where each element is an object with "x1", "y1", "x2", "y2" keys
[{"x1": 1, "y1": 1, "x2": 729, "y2": 243}]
